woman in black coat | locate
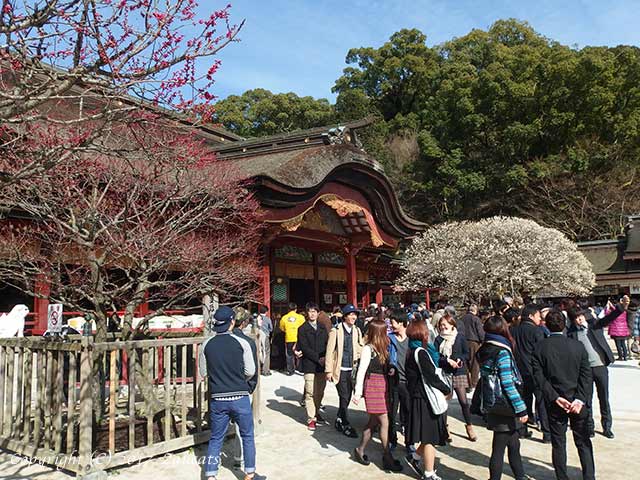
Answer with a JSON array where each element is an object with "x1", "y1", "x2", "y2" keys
[
  {"x1": 405, "y1": 319, "x2": 453, "y2": 480},
  {"x1": 435, "y1": 314, "x2": 476, "y2": 441}
]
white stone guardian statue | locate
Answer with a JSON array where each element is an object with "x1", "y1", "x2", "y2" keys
[{"x1": 0, "y1": 304, "x2": 30, "y2": 337}]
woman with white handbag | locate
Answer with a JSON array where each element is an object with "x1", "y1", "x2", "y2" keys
[{"x1": 405, "y1": 319, "x2": 460, "y2": 480}]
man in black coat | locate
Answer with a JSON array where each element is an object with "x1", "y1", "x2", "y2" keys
[
  {"x1": 460, "y1": 304, "x2": 485, "y2": 390},
  {"x1": 297, "y1": 302, "x2": 329, "y2": 431},
  {"x1": 532, "y1": 310, "x2": 594, "y2": 480},
  {"x1": 566, "y1": 296, "x2": 630, "y2": 439},
  {"x1": 511, "y1": 303, "x2": 549, "y2": 441}
]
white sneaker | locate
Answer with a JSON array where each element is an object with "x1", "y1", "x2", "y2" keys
[{"x1": 423, "y1": 472, "x2": 442, "y2": 480}]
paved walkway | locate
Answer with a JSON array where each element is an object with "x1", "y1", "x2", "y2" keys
[{"x1": 1, "y1": 361, "x2": 639, "y2": 479}]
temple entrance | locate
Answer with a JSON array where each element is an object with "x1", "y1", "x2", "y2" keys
[{"x1": 289, "y1": 278, "x2": 315, "y2": 310}]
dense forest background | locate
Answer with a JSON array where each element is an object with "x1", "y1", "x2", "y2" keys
[{"x1": 213, "y1": 20, "x2": 640, "y2": 242}]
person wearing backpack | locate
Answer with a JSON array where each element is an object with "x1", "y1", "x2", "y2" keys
[
  {"x1": 476, "y1": 316, "x2": 529, "y2": 480},
  {"x1": 352, "y1": 321, "x2": 403, "y2": 472},
  {"x1": 404, "y1": 318, "x2": 456, "y2": 480}
]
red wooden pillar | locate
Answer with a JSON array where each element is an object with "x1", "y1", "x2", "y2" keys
[
  {"x1": 425, "y1": 289, "x2": 431, "y2": 310},
  {"x1": 157, "y1": 345, "x2": 164, "y2": 384},
  {"x1": 121, "y1": 350, "x2": 129, "y2": 384},
  {"x1": 362, "y1": 280, "x2": 370, "y2": 309},
  {"x1": 346, "y1": 247, "x2": 357, "y2": 306},
  {"x1": 137, "y1": 290, "x2": 150, "y2": 317},
  {"x1": 262, "y1": 245, "x2": 272, "y2": 309},
  {"x1": 375, "y1": 275, "x2": 383, "y2": 306},
  {"x1": 33, "y1": 273, "x2": 50, "y2": 333}
]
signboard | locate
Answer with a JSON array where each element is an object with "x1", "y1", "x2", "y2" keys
[
  {"x1": 323, "y1": 294, "x2": 333, "y2": 305},
  {"x1": 631, "y1": 284, "x2": 640, "y2": 295},
  {"x1": 47, "y1": 304, "x2": 63, "y2": 333}
]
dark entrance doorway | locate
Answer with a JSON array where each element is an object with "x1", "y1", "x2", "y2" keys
[{"x1": 289, "y1": 279, "x2": 315, "y2": 309}]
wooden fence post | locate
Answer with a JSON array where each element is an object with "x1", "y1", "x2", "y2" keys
[
  {"x1": 250, "y1": 327, "x2": 261, "y2": 435},
  {"x1": 78, "y1": 337, "x2": 94, "y2": 475}
]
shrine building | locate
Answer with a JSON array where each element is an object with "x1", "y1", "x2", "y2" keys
[
  {"x1": 1, "y1": 117, "x2": 427, "y2": 330},
  {"x1": 211, "y1": 118, "x2": 426, "y2": 318}
]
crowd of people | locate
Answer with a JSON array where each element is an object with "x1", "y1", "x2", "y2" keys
[{"x1": 200, "y1": 295, "x2": 639, "y2": 480}]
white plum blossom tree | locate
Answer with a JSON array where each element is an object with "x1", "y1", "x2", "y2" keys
[{"x1": 397, "y1": 216, "x2": 595, "y2": 301}]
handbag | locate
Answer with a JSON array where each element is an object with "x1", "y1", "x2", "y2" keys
[
  {"x1": 631, "y1": 339, "x2": 640, "y2": 355},
  {"x1": 479, "y1": 350, "x2": 521, "y2": 417},
  {"x1": 414, "y1": 347, "x2": 449, "y2": 415}
]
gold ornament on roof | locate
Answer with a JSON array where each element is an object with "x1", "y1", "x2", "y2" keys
[{"x1": 322, "y1": 195, "x2": 363, "y2": 216}]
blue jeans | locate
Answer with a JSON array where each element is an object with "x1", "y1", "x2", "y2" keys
[{"x1": 205, "y1": 396, "x2": 255, "y2": 477}]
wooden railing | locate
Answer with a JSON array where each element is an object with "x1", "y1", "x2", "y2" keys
[{"x1": 0, "y1": 335, "x2": 214, "y2": 477}]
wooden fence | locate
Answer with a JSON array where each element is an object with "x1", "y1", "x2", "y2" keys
[{"x1": 0, "y1": 335, "x2": 220, "y2": 477}]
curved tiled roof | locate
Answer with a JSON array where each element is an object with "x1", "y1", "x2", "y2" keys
[
  {"x1": 228, "y1": 143, "x2": 381, "y2": 188},
  {"x1": 210, "y1": 121, "x2": 425, "y2": 242}
]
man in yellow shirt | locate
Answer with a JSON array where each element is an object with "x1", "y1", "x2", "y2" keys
[{"x1": 279, "y1": 303, "x2": 306, "y2": 375}]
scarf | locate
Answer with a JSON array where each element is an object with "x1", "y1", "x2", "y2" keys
[
  {"x1": 485, "y1": 332, "x2": 512, "y2": 350},
  {"x1": 409, "y1": 339, "x2": 441, "y2": 365},
  {"x1": 438, "y1": 329, "x2": 458, "y2": 358}
]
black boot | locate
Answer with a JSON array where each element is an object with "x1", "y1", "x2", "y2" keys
[{"x1": 382, "y1": 452, "x2": 403, "y2": 472}]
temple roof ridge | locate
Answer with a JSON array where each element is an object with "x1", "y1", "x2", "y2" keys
[{"x1": 211, "y1": 116, "x2": 377, "y2": 159}]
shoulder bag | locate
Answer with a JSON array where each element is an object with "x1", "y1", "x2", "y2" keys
[{"x1": 414, "y1": 347, "x2": 449, "y2": 415}]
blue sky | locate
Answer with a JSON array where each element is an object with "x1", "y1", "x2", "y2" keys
[{"x1": 211, "y1": 0, "x2": 640, "y2": 102}]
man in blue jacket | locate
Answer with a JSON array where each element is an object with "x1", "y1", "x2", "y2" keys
[{"x1": 202, "y1": 306, "x2": 257, "y2": 480}]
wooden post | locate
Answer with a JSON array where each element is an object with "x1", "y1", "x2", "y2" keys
[
  {"x1": 23, "y1": 348, "x2": 33, "y2": 442},
  {"x1": 375, "y1": 275, "x2": 383, "y2": 306},
  {"x1": 14, "y1": 347, "x2": 24, "y2": 439},
  {"x1": 163, "y1": 345, "x2": 171, "y2": 441},
  {"x1": 78, "y1": 337, "x2": 94, "y2": 475},
  {"x1": 143, "y1": 348, "x2": 153, "y2": 446},
  {"x1": 66, "y1": 351, "x2": 77, "y2": 454},
  {"x1": 53, "y1": 351, "x2": 64, "y2": 453},
  {"x1": 362, "y1": 270, "x2": 371, "y2": 309},
  {"x1": 138, "y1": 290, "x2": 150, "y2": 317},
  {"x1": 426, "y1": 289, "x2": 431, "y2": 310},
  {"x1": 108, "y1": 350, "x2": 117, "y2": 454},
  {"x1": 43, "y1": 350, "x2": 53, "y2": 450},
  {"x1": 121, "y1": 350, "x2": 129, "y2": 385},
  {"x1": 157, "y1": 346, "x2": 164, "y2": 384},
  {"x1": 33, "y1": 274, "x2": 51, "y2": 333},
  {"x1": 346, "y1": 247, "x2": 357, "y2": 305},
  {"x1": 194, "y1": 344, "x2": 202, "y2": 433},
  {"x1": 128, "y1": 348, "x2": 136, "y2": 450},
  {"x1": 262, "y1": 245, "x2": 272, "y2": 310},
  {"x1": 180, "y1": 345, "x2": 187, "y2": 438},
  {"x1": 4, "y1": 347, "x2": 15, "y2": 437},
  {"x1": 33, "y1": 351, "x2": 43, "y2": 448},
  {"x1": 249, "y1": 328, "x2": 261, "y2": 435}
]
